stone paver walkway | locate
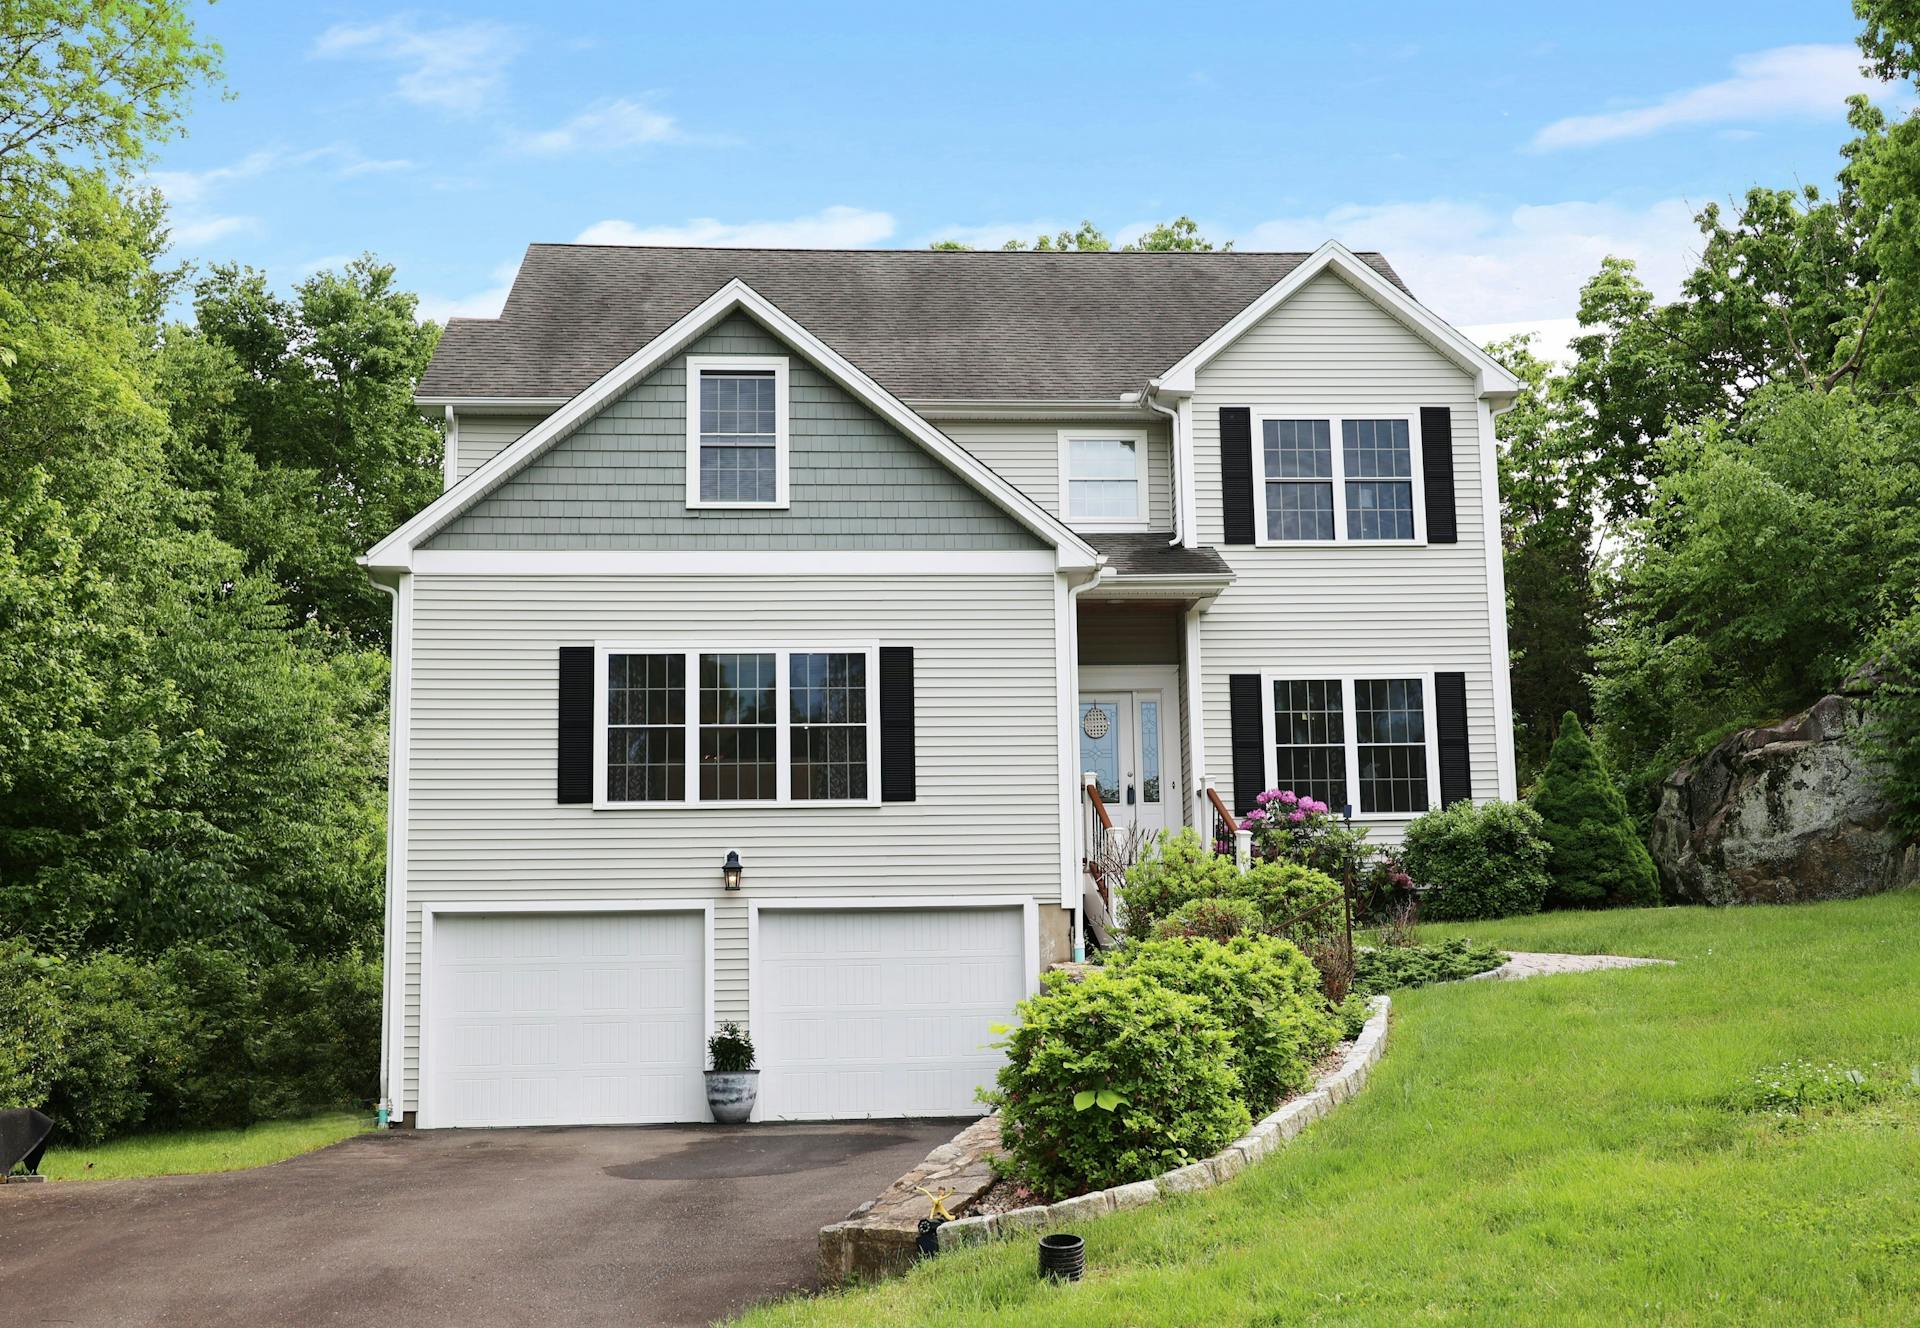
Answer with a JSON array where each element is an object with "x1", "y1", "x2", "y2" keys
[{"x1": 1468, "y1": 950, "x2": 1673, "y2": 981}]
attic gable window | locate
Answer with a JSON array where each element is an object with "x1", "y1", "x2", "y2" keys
[{"x1": 686, "y1": 355, "x2": 790, "y2": 509}]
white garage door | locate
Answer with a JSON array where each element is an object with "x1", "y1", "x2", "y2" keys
[
  {"x1": 425, "y1": 911, "x2": 706, "y2": 1128},
  {"x1": 756, "y1": 907, "x2": 1028, "y2": 1120}
]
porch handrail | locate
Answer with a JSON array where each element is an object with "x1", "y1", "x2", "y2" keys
[
  {"x1": 1082, "y1": 772, "x2": 1114, "y2": 831},
  {"x1": 1204, "y1": 782, "x2": 1237, "y2": 835},
  {"x1": 1081, "y1": 772, "x2": 1117, "y2": 908}
]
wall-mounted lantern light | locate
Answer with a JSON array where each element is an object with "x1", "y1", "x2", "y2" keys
[{"x1": 721, "y1": 850, "x2": 744, "y2": 891}]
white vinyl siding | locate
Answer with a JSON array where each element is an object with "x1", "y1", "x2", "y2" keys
[
  {"x1": 1189, "y1": 270, "x2": 1499, "y2": 841},
  {"x1": 398, "y1": 572, "x2": 1062, "y2": 1112},
  {"x1": 940, "y1": 417, "x2": 1174, "y2": 531},
  {"x1": 451, "y1": 412, "x2": 550, "y2": 484}
]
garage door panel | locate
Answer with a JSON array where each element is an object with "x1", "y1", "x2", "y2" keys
[
  {"x1": 758, "y1": 907, "x2": 1026, "y2": 1119},
  {"x1": 427, "y1": 911, "x2": 706, "y2": 1127}
]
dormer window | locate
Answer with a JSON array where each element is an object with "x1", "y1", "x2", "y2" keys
[
  {"x1": 686, "y1": 355, "x2": 789, "y2": 508},
  {"x1": 1060, "y1": 429, "x2": 1148, "y2": 529}
]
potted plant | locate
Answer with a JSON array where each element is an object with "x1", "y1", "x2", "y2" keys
[{"x1": 705, "y1": 1022, "x2": 758, "y2": 1123}]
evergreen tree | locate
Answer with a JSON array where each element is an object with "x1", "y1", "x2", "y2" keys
[{"x1": 1530, "y1": 712, "x2": 1660, "y2": 909}]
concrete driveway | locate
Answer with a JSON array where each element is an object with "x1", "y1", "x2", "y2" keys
[{"x1": 0, "y1": 1120, "x2": 964, "y2": 1328}]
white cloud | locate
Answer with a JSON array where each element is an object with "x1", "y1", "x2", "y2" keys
[
  {"x1": 169, "y1": 214, "x2": 260, "y2": 246},
  {"x1": 312, "y1": 17, "x2": 520, "y2": 116},
  {"x1": 415, "y1": 259, "x2": 522, "y2": 323},
  {"x1": 1237, "y1": 197, "x2": 1703, "y2": 328},
  {"x1": 1458, "y1": 316, "x2": 1584, "y2": 366},
  {"x1": 575, "y1": 206, "x2": 897, "y2": 248},
  {"x1": 1531, "y1": 44, "x2": 1888, "y2": 150},
  {"x1": 293, "y1": 143, "x2": 415, "y2": 177},
  {"x1": 511, "y1": 97, "x2": 682, "y2": 154}
]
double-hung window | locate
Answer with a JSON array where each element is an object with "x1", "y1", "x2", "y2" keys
[
  {"x1": 686, "y1": 355, "x2": 789, "y2": 508},
  {"x1": 1267, "y1": 672, "x2": 1437, "y2": 817},
  {"x1": 1060, "y1": 429, "x2": 1149, "y2": 528},
  {"x1": 596, "y1": 644, "x2": 878, "y2": 805},
  {"x1": 1255, "y1": 414, "x2": 1422, "y2": 543}
]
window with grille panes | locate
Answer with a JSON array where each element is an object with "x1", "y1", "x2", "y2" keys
[
  {"x1": 597, "y1": 645, "x2": 877, "y2": 805},
  {"x1": 1354, "y1": 678, "x2": 1428, "y2": 813},
  {"x1": 1271, "y1": 678, "x2": 1347, "y2": 807},
  {"x1": 789, "y1": 651, "x2": 868, "y2": 800},
  {"x1": 1266, "y1": 674, "x2": 1434, "y2": 818},
  {"x1": 606, "y1": 653, "x2": 685, "y2": 802},
  {"x1": 686, "y1": 356, "x2": 787, "y2": 507},
  {"x1": 1256, "y1": 414, "x2": 1421, "y2": 543}
]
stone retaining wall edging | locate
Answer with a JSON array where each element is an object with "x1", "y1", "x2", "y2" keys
[{"x1": 935, "y1": 993, "x2": 1391, "y2": 1252}]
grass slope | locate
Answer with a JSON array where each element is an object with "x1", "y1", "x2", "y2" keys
[
  {"x1": 736, "y1": 893, "x2": 1920, "y2": 1327},
  {"x1": 33, "y1": 1111, "x2": 371, "y2": 1182}
]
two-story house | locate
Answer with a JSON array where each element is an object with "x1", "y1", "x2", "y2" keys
[{"x1": 360, "y1": 241, "x2": 1520, "y2": 1129}]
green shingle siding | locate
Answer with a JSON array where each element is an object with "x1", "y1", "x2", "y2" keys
[{"x1": 428, "y1": 314, "x2": 1043, "y2": 551}]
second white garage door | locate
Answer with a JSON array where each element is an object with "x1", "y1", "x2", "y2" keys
[
  {"x1": 754, "y1": 906, "x2": 1030, "y2": 1120},
  {"x1": 424, "y1": 910, "x2": 707, "y2": 1128}
]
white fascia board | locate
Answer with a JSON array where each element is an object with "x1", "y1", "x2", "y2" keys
[
  {"x1": 1155, "y1": 241, "x2": 1523, "y2": 401},
  {"x1": 370, "y1": 279, "x2": 1098, "y2": 573}
]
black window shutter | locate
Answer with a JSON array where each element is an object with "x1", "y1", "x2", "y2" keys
[
  {"x1": 557, "y1": 646, "x2": 594, "y2": 805},
  {"x1": 1435, "y1": 671, "x2": 1471, "y2": 806},
  {"x1": 879, "y1": 646, "x2": 916, "y2": 802},
  {"x1": 1421, "y1": 406, "x2": 1458, "y2": 544},
  {"x1": 1227, "y1": 673, "x2": 1266, "y2": 817},
  {"x1": 1220, "y1": 407, "x2": 1256, "y2": 545}
]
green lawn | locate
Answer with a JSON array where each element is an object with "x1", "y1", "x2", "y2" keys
[
  {"x1": 737, "y1": 892, "x2": 1920, "y2": 1327},
  {"x1": 31, "y1": 1111, "x2": 372, "y2": 1183}
]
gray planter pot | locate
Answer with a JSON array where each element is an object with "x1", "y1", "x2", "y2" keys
[{"x1": 705, "y1": 1069, "x2": 759, "y2": 1123}]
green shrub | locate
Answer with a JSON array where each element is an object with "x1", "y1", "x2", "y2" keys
[
  {"x1": 1236, "y1": 861, "x2": 1344, "y2": 944},
  {"x1": 0, "y1": 940, "x2": 61, "y2": 1112},
  {"x1": 43, "y1": 954, "x2": 171, "y2": 1144},
  {"x1": 149, "y1": 944, "x2": 257, "y2": 1129},
  {"x1": 1119, "y1": 828, "x2": 1241, "y2": 940},
  {"x1": 1402, "y1": 800, "x2": 1552, "y2": 920},
  {"x1": 1334, "y1": 993, "x2": 1372, "y2": 1040},
  {"x1": 1111, "y1": 936, "x2": 1337, "y2": 1110},
  {"x1": 250, "y1": 954, "x2": 381, "y2": 1118},
  {"x1": 1354, "y1": 938, "x2": 1507, "y2": 995},
  {"x1": 989, "y1": 969, "x2": 1250, "y2": 1199},
  {"x1": 1858, "y1": 611, "x2": 1920, "y2": 834},
  {"x1": 1531, "y1": 712, "x2": 1660, "y2": 909},
  {"x1": 1151, "y1": 896, "x2": 1262, "y2": 942}
]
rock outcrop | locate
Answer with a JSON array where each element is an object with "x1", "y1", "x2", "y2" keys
[{"x1": 1651, "y1": 694, "x2": 1919, "y2": 905}]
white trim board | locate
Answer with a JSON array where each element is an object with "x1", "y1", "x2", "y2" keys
[
  {"x1": 365, "y1": 279, "x2": 1099, "y2": 574},
  {"x1": 407, "y1": 549, "x2": 1061, "y2": 577},
  {"x1": 415, "y1": 898, "x2": 717, "y2": 1130},
  {"x1": 1154, "y1": 242, "x2": 1522, "y2": 403}
]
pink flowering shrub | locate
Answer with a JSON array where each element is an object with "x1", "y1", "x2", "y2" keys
[{"x1": 1243, "y1": 788, "x2": 1365, "y2": 874}]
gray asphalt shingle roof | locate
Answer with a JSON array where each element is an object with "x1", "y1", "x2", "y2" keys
[
  {"x1": 417, "y1": 245, "x2": 1409, "y2": 403},
  {"x1": 1086, "y1": 533, "x2": 1234, "y2": 579}
]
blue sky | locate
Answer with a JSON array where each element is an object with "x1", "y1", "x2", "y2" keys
[{"x1": 149, "y1": 2, "x2": 1905, "y2": 352}]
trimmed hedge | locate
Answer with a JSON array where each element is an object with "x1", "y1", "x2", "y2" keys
[
  {"x1": 1402, "y1": 799, "x2": 1552, "y2": 921},
  {"x1": 1151, "y1": 896, "x2": 1262, "y2": 942},
  {"x1": 1111, "y1": 935, "x2": 1338, "y2": 1110},
  {"x1": 988, "y1": 969, "x2": 1250, "y2": 1199},
  {"x1": 0, "y1": 939, "x2": 378, "y2": 1145},
  {"x1": 1119, "y1": 829, "x2": 1344, "y2": 945}
]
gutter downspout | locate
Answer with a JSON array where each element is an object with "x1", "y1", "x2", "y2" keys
[
  {"x1": 368, "y1": 571, "x2": 399, "y2": 1128},
  {"x1": 1142, "y1": 382, "x2": 1182, "y2": 549}
]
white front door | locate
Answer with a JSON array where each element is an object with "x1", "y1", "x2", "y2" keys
[{"x1": 1077, "y1": 667, "x2": 1177, "y2": 840}]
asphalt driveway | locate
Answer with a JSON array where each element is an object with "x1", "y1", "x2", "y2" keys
[{"x1": 0, "y1": 1120, "x2": 964, "y2": 1328}]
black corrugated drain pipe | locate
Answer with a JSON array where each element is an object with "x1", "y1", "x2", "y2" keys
[{"x1": 1038, "y1": 1233, "x2": 1085, "y2": 1282}]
